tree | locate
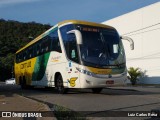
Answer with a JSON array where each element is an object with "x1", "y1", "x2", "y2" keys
[
  {"x1": 127, "y1": 67, "x2": 142, "y2": 85},
  {"x1": 0, "y1": 19, "x2": 51, "y2": 81}
]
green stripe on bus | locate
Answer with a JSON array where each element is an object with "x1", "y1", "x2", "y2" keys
[{"x1": 32, "y1": 52, "x2": 50, "y2": 81}]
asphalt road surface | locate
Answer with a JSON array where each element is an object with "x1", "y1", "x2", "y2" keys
[{"x1": 0, "y1": 83, "x2": 160, "y2": 120}]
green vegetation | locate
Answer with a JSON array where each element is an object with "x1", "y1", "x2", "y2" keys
[
  {"x1": 0, "y1": 19, "x2": 51, "y2": 81},
  {"x1": 53, "y1": 104, "x2": 86, "y2": 120},
  {"x1": 127, "y1": 67, "x2": 142, "y2": 85}
]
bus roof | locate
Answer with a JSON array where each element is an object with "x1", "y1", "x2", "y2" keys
[
  {"x1": 58, "y1": 20, "x2": 114, "y2": 29},
  {"x1": 16, "y1": 20, "x2": 115, "y2": 54}
]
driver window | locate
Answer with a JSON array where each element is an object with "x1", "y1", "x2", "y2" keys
[
  {"x1": 67, "y1": 33, "x2": 79, "y2": 63},
  {"x1": 60, "y1": 25, "x2": 79, "y2": 63}
]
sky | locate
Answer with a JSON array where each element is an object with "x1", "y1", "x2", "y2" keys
[{"x1": 0, "y1": 0, "x2": 159, "y2": 25}]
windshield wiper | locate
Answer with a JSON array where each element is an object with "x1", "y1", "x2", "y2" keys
[{"x1": 115, "y1": 62, "x2": 125, "y2": 68}]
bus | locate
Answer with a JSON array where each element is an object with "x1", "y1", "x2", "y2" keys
[{"x1": 14, "y1": 20, "x2": 134, "y2": 94}]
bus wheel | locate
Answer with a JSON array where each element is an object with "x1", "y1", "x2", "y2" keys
[
  {"x1": 56, "y1": 75, "x2": 68, "y2": 94},
  {"x1": 92, "y1": 88, "x2": 103, "y2": 94},
  {"x1": 21, "y1": 77, "x2": 27, "y2": 89}
]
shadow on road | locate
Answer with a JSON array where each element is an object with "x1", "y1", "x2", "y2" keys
[
  {"x1": 0, "y1": 84, "x2": 160, "y2": 97},
  {"x1": 100, "y1": 87, "x2": 160, "y2": 96},
  {"x1": 1, "y1": 84, "x2": 160, "y2": 120}
]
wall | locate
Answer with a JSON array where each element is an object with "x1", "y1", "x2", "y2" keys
[{"x1": 102, "y1": 2, "x2": 160, "y2": 84}]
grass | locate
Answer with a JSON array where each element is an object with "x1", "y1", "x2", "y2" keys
[{"x1": 52, "y1": 104, "x2": 87, "y2": 120}]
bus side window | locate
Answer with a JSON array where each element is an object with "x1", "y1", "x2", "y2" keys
[
  {"x1": 42, "y1": 36, "x2": 50, "y2": 53},
  {"x1": 46, "y1": 36, "x2": 51, "y2": 52},
  {"x1": 45, "y1": 40, "x2": 49, "y2": 52},
  {"x1": 19, "y1": 53, "x2": 22, "y2": 62},
  {"x1": 43, "y1": 38, "x2": 48, "y2": 52},
  {"x1": 25, "y1": 51, "x2": 28, "y2": 60},
  {"x1": 28, "y1": 47, "x2": 33, "y2": 58},
  {"x1": 50, "y1": 30, "x2": 62, "y2": 53},
  {"x1": 22, "y1": 52, "x2": 25, "y2": 60},
  {"x1": 41, "y1": 40, "x2": 45, "y2": 53},
  {"x1": 37, "y1": 43, "x2": 40, "y2": 55},
  {"x1": 33, "y1": 44, "x2": 37, "y2": 57}
]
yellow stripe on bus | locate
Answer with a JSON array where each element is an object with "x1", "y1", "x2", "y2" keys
[
  {"x1": 15, "y1": 57, "x2": 37, "y2": 85},
  {"x1": 86, "y1": 66, "x2": 112, "y2": 75}
]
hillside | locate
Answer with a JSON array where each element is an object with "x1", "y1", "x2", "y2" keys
[{"x1": 0, "y1": 19, "x2": 51, "y2": 81}]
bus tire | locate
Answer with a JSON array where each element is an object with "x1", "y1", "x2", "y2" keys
[
  {"x1": 19, "y1": 76, "x2": 22, "y2": 85},
  {"x1": 21, "y1": 77, "x2": 27, "y2": 89},
  {"x1": 56, "y1": 75, "x2": 68, "y2": 94},
  {"x1": 92, "y1": 88, "x2": 103, "y2": 94}
]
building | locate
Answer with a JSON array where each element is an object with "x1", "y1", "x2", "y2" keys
[{"x1": 102, "y1": 2, "x2": 160, "y2": 84}]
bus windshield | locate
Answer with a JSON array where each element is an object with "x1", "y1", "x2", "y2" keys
[{"x1": 76, "y1": 25, "x2": 126, "y2": 68}]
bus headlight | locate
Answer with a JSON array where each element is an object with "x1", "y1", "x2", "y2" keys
[{"x1": 76, "y1": 67, "x2": 94, "y2": 76}]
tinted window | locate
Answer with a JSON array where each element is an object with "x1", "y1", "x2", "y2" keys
[
  {"x1": 49, "y1": 29, "x2": 61, "y2": 52},
  {"x1": 60, "y1": 24, "x2": 79, "y2": 63},
  {"x1": 15, "y1": 29, "x2": 61, "y2": 63},
  {"x1": 28, "y1": 47, "x2": 33, "y2": 59},
  {"x1": 36, "y1": 43, "x2": 41, "y2": 55}
]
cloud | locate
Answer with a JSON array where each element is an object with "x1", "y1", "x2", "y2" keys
[{"x1": 0, "y1": 0, "x2": 42, "y2": 7}]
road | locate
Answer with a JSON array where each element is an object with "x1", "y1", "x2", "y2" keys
[{"x1": 0, "y1": 83, "x2": 160, "y2": 120}]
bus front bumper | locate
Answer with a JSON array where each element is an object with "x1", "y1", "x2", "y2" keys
[{"x1": 79, "y1": 73, "x2": 127, "y2": 88}]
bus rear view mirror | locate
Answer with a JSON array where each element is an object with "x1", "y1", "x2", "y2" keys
[
  {"x1": 120, "y1": 36, "x2": 134, "y2": 50},
  {"x1": 67, "y1": 30, "x2": 83, "y2": 44}
]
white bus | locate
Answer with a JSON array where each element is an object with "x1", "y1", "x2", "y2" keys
[{"x1": 14, "y1": 20, "x2": 134, "y2": 93}]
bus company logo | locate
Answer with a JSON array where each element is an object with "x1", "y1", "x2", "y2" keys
[
  {"x1": 68, "y1": 77, "x2": 78, "y2": 87},
  {"x1": 2, "y1": 112, "x2": 11, "y2": 117},
  {"x1": 51, "y1": 56, "x2": 61, "y2": 62},
  {"x1": 20, "y1": 61, "x2": 31, "y2": 69}
]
